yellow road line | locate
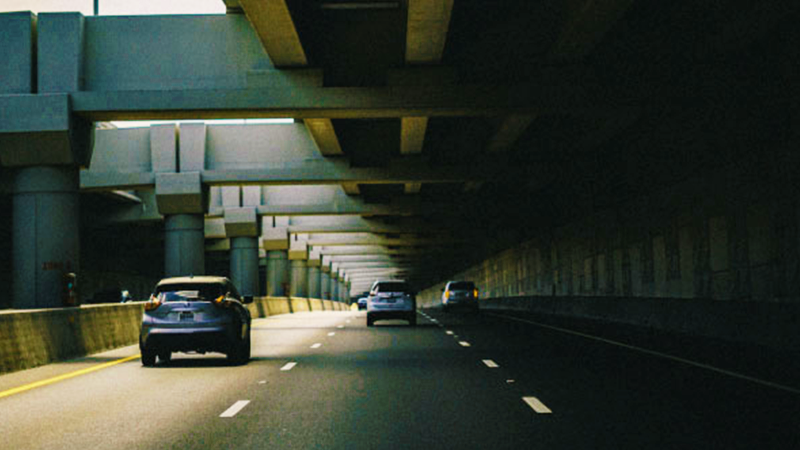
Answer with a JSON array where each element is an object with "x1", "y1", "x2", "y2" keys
[{"x1": 0, "y1": 354, "x2": 141, "y2": 400}]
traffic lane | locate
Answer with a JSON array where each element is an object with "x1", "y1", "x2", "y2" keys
[
  {"x1": 163, "y1": 311, "x2": 549, "y2": 449},
  {"x1": 423, "y1": 308, "x2": 800, "y2": 449},
  {"x1": 0, "y1": 312, "x2": 357, "y2": 450}
]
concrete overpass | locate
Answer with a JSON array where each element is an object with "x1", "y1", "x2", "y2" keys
[
  {"x1": 0, "y1": 0, "x2": 797, "y2": 323},
  {"x1": 1, "y1": 2, "x2": 799, "y2": 448}
]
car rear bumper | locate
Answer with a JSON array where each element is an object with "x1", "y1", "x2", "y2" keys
[
  {"x1": 140, "y1": 326, "x2": 237, "y2": 353},
  {"x1": 367, "y1": 310, "x2": 416, "y2": 321}
]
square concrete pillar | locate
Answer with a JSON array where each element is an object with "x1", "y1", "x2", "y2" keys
[
  {"x1": 155, "y1": 172, "x2": 206, "y2": 215},
  {"x1": 262, "y1": 227, "x2": 289, "y2": 250},
  {"x1": 224, "y1": 207, "x2": 259, "y2": 237},
  {"x1": 289, "y1": 239, "x2": 308, "y2": 260}
]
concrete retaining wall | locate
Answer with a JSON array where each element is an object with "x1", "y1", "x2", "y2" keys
[
  {"x1": 469, "y1": 296, "x2": 800, "y2": 351},
  {"x1": 1, "y1": 296, "x2": 349, "y2": 375}
]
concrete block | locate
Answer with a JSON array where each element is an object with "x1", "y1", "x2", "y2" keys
[
  {"x1": 222, "y1": 186, "x2": 241, "y2": 207},
  {"x1": 38, "y1": 13, "x2": 85, "y2": 93},
  {"x1": 262, "y1": 227, "x2": 289, "y2": 250},
  {"x1": 205, "y1": 217, "x2": 226, "y2": 239},
  {"x1": 150, "y1": 124, "x2": 177, "y2": 172},
  {"x1": 224, "y1": 207, "x2": 258, "y2": 237},
  {"x1": 242, "y1": 185, "x2": 261, "y2": 206},
  {"x1": 205, "y1": 239, "x2": 230, "y2": 252},
  {"x1": 0, "y1": 95, "x2": 89, "y2": 167},
  {"x1": 155, "y1": 172, "x2": 206, "y2": 214},
  {"x1": 288, "y1": 239, "x2": 308, "y2": 260},
  {"x1": 0, "y1": 12, "x2": 35, "y2": 94},
  {"x1": 179, "y1": 123, "x2": 206, "y2": 172},
  {"x1": 308, "y1": 249, "x2": 321, "y2": 267}
]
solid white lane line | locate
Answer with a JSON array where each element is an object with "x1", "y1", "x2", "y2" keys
[
  {"x1": 487, "y1": 312, "x2": 800, "y2": 396},
  {"x1": 446, "y1": 331, "x2": 454, "y2": 335},
  {"x1": 459, "y1": 341, "x2": 471, "y2": 347},
  {"x1": 220, "y1": 400, "x2": 250, "y2": 418},
  {"x1": 523, "y1": 397, "x2": 552, "y2": 414},
  {"x1": 280, "y1": 362, "x2": 297, "y2": 371},
  {"x1": 328, "y1": 332, "x2": 336, "y2": 336},
  {"x1": 310, "y1": 343, "x2": 322, "y2": 349},
  {"x1": 482, "y1": 359, "x2": 499, "y2": 368}
]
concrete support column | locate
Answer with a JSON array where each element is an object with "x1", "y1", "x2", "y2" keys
[
  {"x1": 225, "y1": 207, "x2": 259, "y2": 296},
  {"x1": 331, "y1": 275, "x2": 339, "y2": 301},
  {"x1": 320, "y1": 271, "x2": 332, "y2": 300},
  {"x1": 12, "y1": 166, "x2": 79, "y2": 308},
  {"x1": 266, "y1": 250, "x2": 289, "y2": 297},
  {"x1": 308, "y1": 266, "x2": 321, "y2": 299},
  {"x1": 290, "y1": 260, "x2": 308, "y2": 297},
  {"x1": 230, "y1": 236, "x2": 259, "y2": 297},
  {"x1": 164, "y1": 214, "x2": 205, "y2": 277}
]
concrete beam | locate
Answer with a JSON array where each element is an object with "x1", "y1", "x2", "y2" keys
[
  {"x1": 305, "y1": 118, "x2": 344, "y2": 156},
  {"x1": 303, "y1": 233, "x2": 467, "y2": 246},
  {"x1": 486, "y1": 115, "x2": 537, "y2": 153},
  {"x1": 69, "y1": 82, "x2": 623, "y2": 121},
  {"x1": 400, "y1": 117, "x2": 428, "y2": 155},
  {"x1": 405, "y1": 0, "x2": 454, "y2": 64},
  {"x1": 549, "y1": 0, "x2": 635, "y2": 61},
  {"x1": 239, "y1": 0, "x2": 307, "y2": 67}
]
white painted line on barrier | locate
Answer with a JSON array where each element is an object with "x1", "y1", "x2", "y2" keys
[
  {"x1": 482, "y1": 359, "x2": 499, "y2": 368},
  {"x1": 310, "y1": 343, "x2": 322, "y2": 349},
  {"x1": 459, "y1": 341, "x2": 471, "y2": 347},
  {"x1": 487, "y1": 312, "x2": 800, "y2": 396},
  {"x1": 280, "y1": 362, "x2": 297, "y2": 371},
  {"x1": 523, "y1": 397, "x2": 552, "y2": 414},
  {"x1": 220, "y1": 400, "x2": 250, "y2": 418},
  {"x1": 328, "y1": 332, "x2": 336, "y2": 336}
]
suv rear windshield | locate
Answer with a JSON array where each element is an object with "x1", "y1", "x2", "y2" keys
[
  {"x1": 374, "y1": 282, "x2": 409, "y2": 294},
  {"x1": 449, "y1": 282, "x2": 475, "y2": 291},
  {"x1": 155, "y1": 283, "x2": 226, "y2": 302}
]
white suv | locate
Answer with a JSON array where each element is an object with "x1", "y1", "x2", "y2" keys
[{"x1": 366, "y1": 280, "x2": 417, "y2": 327}]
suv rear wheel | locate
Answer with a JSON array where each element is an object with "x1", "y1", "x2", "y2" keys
[
  {"x1": 227, "y1": 334, "x2": 251, "y2": 365},
  {"x1": 141, "y1": 348, "x2": 156, "y2": 367}
]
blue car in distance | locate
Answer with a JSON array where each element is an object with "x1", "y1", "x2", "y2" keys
[{"x1": 139, "y1": 276, "x2": 252, "y2": 366}]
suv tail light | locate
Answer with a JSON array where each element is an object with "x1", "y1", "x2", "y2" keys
[
  {"x1": 144, "y1": 294, "x2": 161, "y2": 311},
  {"x1": 473, "y1": 289, "x2": 479, "y2": 298}
]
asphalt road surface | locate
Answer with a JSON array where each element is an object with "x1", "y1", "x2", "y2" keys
[{"x1": 1, "y1": 309, "x2": 798, "y2": 449}]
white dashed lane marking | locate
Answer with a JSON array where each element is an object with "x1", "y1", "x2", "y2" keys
[
  {"x1": 446, "y1": 330, "x2": 454, "y2": 335},
  {"x1": 258, "y1": 380, "x2": 266, "y2": 385},
  {"x1": 458, "y1": 341, "x2": 471, "y2": 347},
  {"x1": 280, "y1": 362, "x2": 297, "y2": 371},
  {"x1": 328, "y1": 332, "x2": 336, "y2": 336},
  {"x1": 310, "y1": 343, "x2": 322, "y2": 349},
  {"x1": 337, "y1": 325, "x2": 344, "y2": 329},
  {"x1": 220, "y1": 400, "x2": 250, "y2": 418},
  {"x1": 482, "y1": 359, "x2": 499, "y2": 368},
  {"x1": 523, "y1": 397, "x2": 552, "y2": 414}
]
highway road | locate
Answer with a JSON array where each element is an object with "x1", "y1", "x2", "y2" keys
[{"x1": 1, "y1": 309, "x2": 798, "y2": 449}]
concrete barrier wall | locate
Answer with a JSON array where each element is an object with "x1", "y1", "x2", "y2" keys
[
  {"x1": 0, "y1": 303, "x2": 145, "y2": 374},
  {"x1": 471, "y1": 295, "x2": 800, "y2": 352},
  {"x1": 1, "y1": 296, "x2": 349, "y2": 375}
]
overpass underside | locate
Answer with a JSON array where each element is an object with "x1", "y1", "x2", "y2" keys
[{"x1": 0, "y1": 2, "x2": 797, "y2": 347}]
